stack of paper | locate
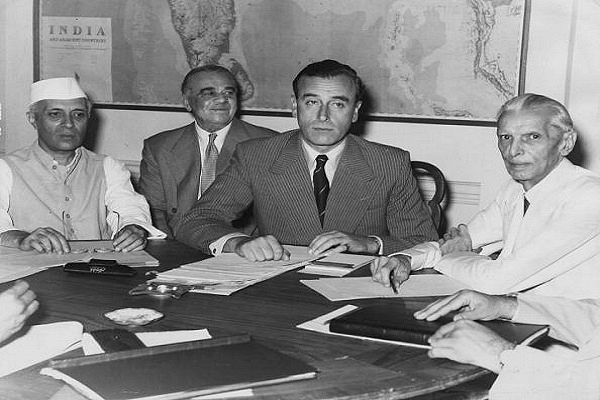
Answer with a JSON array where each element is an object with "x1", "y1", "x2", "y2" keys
[
  {"x1": 153, "y1": 245, "x2": 318, "y2": 295},
  {"x1": 297, "y1": 252, "x2": 374, "y2": 277}
]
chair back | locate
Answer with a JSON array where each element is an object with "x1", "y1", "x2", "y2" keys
[{"x1": 411, "y1": 161, "x2": 447, "y2": 233}]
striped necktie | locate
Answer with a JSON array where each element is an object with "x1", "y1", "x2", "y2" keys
[
  {"x1": 313, "y1": 155, "x2": 329, "y2": 226},
  {"x1": 200, "y1": 133, "x2": 219, "y2": 194}
]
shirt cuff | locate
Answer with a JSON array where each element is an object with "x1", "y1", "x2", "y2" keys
[
  {"x1": 388, "y1": 241, "x2": 441, "y2": 271},
  {"x1": 209, "y1": 232, "x2": 249, "y2": 255}
]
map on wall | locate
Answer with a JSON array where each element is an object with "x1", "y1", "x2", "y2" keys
[{"x1": 38, "y1": 0, "x2": 528, "y2": 121}]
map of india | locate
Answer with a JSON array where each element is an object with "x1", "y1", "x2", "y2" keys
[{"x1": 40, "y1": 0, "x2": 526, "y2": 120}]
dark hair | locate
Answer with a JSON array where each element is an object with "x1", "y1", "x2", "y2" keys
[
  {"x1": 292, "y1": 59, "x2": 364, "y2": 102},
  {"x1": 497, "y1": 93, "x2": 574, "y2": 135},
  {"x1": 181, "y1": 65, "x2": 237, "y2": 94}
]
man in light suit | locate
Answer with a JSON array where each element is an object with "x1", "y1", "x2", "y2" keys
[
  {"x1": 139, "y1": 65, "x2": 277, "y2": 237},
  {"x1": 176, "y1": 59, "x2": 438, "y2": 260}
]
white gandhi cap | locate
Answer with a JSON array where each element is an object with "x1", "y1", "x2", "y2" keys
[{"x1": 30, "y1": 77, "x2": 87, "y2": 105}]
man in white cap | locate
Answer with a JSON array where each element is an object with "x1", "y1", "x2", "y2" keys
[{"x1": 0, "y1": 77, "x2": 163, "y2": 253}]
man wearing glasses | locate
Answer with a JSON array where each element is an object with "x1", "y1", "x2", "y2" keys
[{"x1": 139, "y1": 65, "x2": 277, "y2": 238}]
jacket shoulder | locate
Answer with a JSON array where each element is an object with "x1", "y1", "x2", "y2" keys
[
  {"x1": 237, "y1": 119, "x2": 279, "y2": 138},
  {"x1": 143, "y1": 123, "x2": 195, "y2": 149}
]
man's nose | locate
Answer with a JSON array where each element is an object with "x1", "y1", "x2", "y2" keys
[
  {"x1": 62, "y1": 115, "x2": 74, "y2": 127},
  {"x1": 508, "y1": 139, "x2": 523, "y2": 157},
  {"x1": 318, "y1": 105, "x2": 330, "y2": 121}
]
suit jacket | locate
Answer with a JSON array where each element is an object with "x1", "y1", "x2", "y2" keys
[
  {"x1": 175, "y1": 130, "x2": 438, "y2": 254},
  {"x1": 139, "y1": 118, "x2": 277, "y2": 237}
]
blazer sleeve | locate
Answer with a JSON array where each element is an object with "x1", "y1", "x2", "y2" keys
[
  {"x1": 175, "y1": 149, "x2": 254, "y2": 253},
  {"x1": 382, "y1": 151, "x2": 439, "y2": 254},
  {"x1": 138, "y1": 140, "x2": 171, "y2": 237}
]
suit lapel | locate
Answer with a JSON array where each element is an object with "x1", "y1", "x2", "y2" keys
[
  {"x1": 268, "y1": 133, "x2": 323, "y2": 234},
  {"x1": 325, "y1": 136, "x2": 376, "y2": 232},
  {"x1": 166, "y1": 123, "x2": 201, "y2": 207},
  {"x1": 217, "y1": 119, "x2": 249, "y2": 175}
]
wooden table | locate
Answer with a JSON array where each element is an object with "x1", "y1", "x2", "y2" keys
[{"x1": 0, "y1": 240, "x2": 493, "y2": 399}]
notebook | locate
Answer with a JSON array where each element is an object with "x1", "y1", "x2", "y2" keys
[
  {"x1": 329, "y1": 303, "x2": 548, "y2": 347},
  {"x1": 41, "y1": 335, "x2": 316, "y2": 400}
]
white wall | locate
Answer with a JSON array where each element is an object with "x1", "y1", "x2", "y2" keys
[{"x1": 2, "y1": 0, "x2": 599, "y2": 228}]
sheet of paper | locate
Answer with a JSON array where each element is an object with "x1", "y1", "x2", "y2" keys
[
  {"x1": 82, "y1": 329, "x2": 212, "y2": 355},
  {"x1": 301, "y1": 275, "x2": 469, "y2": 301},
  {"x1": 297, "y1": 252, "x2": 375, "y2": 277},
  {"x1": 0, "y1": 242, "x2": 159, "y2": 284},
  {"x1": 153, "y1": 245, "x2": 321, "y2": 295},
  {"x1": 297, "y1": 305, "x2": 429, "y2": 349},
  {"x1": 0, "y1": 321, "x2": 83, "y2": 377}
]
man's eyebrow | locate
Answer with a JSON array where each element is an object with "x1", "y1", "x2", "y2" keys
[{"x1": 300, "y1": 93, "x2": 350, "y2": 102}]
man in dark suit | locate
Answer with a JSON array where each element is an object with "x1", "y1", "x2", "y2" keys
[
  {"x1": 139, "y1": 65, "x2": 277, "y2": 237},
  {"x1": 176, "y1": 60, "x2": 438, "y2": 260}
]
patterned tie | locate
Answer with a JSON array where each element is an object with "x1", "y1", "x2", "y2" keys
[
  {"x1": 313, "y1": 155, "x2": 329, "y2": 226},
  {"x1": 523, "y1": 196, "x2": 530, "y2": 216},
  {"x1": 200, "y1": 133, "x2": 219, "y2": 194}
]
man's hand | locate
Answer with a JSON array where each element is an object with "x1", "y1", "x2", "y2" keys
[
  {"x1": 226, "y1": 235, "x2": 290, "y2": 261},
  {"x1": 309, "y1": 231, "x2": 379, "y2": 255},
  {"x1": 414, "y1": 290, "x2": 518, "y2": 322},
  {"x1": 16, "y1": 227, "x2": 70, "y2": 254},
  {"x1": 427, "y1": 319, "x2": 516, "y2": 373},
  {"x1": 370, "y1": 255, "x2": 411, "y2": 288},
  {"x1": 0, "y1": 280, "x2": 39, "y2": 344},
  {"x1": 439, "y1": 224, "x2": 473, "y2": 255},
  {"x1": 113, "y1": 224, "x2": 148, "y2": 252}
]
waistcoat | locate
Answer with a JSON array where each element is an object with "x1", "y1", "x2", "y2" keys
[{"x1": 4, "y1": 143, "x2": 112, "y2": 240}]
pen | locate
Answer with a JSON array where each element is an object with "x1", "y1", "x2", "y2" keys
[{"x1": 389, "y1": 269, "x2": 398, "y2": 294}]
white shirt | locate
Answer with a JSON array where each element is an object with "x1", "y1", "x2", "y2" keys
[
  {"x1": 490, "y1": 293, "x2": 600, "y2": 399},
  {"x1": 395, "y1": 159, "x2": 600, "y2": 299},
  {"x1": 0, "y1": 145, "x2": 165, "y2": 239},
  {"x1": 195, "y1": 121, "x2": 231, "y2": 199}
]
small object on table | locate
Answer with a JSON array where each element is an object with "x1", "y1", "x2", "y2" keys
[
  {"x1": 104, "y1": 308, "x2": 164, "y2": 326},
  {"x1": 129, "y1": 282, "x2": 191, "y2": 299}
]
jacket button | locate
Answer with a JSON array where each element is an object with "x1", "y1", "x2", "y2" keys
[{"x1": 171, "y1": 208, "x2": 177, "y2": 213}]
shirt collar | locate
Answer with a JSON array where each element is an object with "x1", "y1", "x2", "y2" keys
[
  {"x1": 33, "y1": 141, "x2": 82, "y2": 170},
  {"x1": 523, "y1": 158, "x2": 574, "y2": 203},
  {"x1": 195, "y1": 121, "x2": 232, "y2": 150},
  {"x1": 301, "y1": 137, "x2": 347, "y2": 168}
]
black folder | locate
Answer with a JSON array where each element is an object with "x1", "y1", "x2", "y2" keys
[
  {"x1": 329, "y1": 303, "x2": 548, "y2": 347},
  {"x1": 41, "y1": 334, "x2": 316, "y2": 400}
]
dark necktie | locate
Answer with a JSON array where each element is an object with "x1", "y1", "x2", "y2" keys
[
  {"x1": 523, "y1": 196, "x2": 530, "y2": 216},
  {"x1": 313, "y1": 155, "x2": 329, "y2": 226},
  {"x1": 200, "y1": 133, "x2": 219, "y2": 194}
]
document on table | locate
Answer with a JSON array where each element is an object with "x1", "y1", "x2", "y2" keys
[
  {"x1": 301, "y1": 275, "x2": 469, "y2": 301},
  {"x1": 297, "y1": 252, "x2": 375, "y2": 277},
  {"x1": 153, "y1": 245, "x2": 326, "y2": 295},
  {"x1": 0, "y1": 321, "x2": 83, "y2": 377},
  {"x1": 0, "y1": 241, "x2": 159, "y2": 284}
]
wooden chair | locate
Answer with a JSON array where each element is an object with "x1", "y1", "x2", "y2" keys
[{"x1": 411, "y1": 161, "x2": 447, "y2": 233}]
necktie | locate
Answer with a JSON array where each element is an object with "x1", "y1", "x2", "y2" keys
[
  {"x1": 523, "y1": 196, "x2": 530, "y2": 216},
  {"x1": 313, "y1": 155, "x2": 329, "y2": 226},
  {"x1": 200, "y1": 133, "x2": 219, "y2": 194}
]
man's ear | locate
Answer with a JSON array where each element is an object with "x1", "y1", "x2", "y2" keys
[
  {"x1": 352, "y1": 100, "x2": 362, "y2": 123},
  {"x1": 560, "y1": 130, "x2": 577, "y2": 156},
  {"x1": 26, "y1": 111, "x2": 37, "y2": 130},
  {"x1": 182, "y1": 95, "x2": 192, "y2": 112},
  {"x1": 290, "y1": 95, "x2": 298, "y2": 117}
]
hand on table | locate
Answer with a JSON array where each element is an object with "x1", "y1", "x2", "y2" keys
[
  {"x1": 427, "y1": 319, "x2": 516, "y2": 373},
  {"x1": 439, "y1": 224, "x2": 474, "y2": 255},
  {"x1": 227, "y1": 235, "x2": 290, "y2": 261},
  {"x1": 18, "y1": 227, "x2": 70, "y2": 254},
  {"x1": 370, "y1": 254, "x2": 411, "y2": 288},
  {"x1": 0, "y1": 280, "x2": 39, "y2": 344},
  {"x1": 414, "y1": 289, "x2": 518, "y2": 322},
  {"x1": 113, "y1": 224, "x2": 148, "y2": 252},
  {"x1": 308, "y1": 231, "x2": 378, "y2": 255}
]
